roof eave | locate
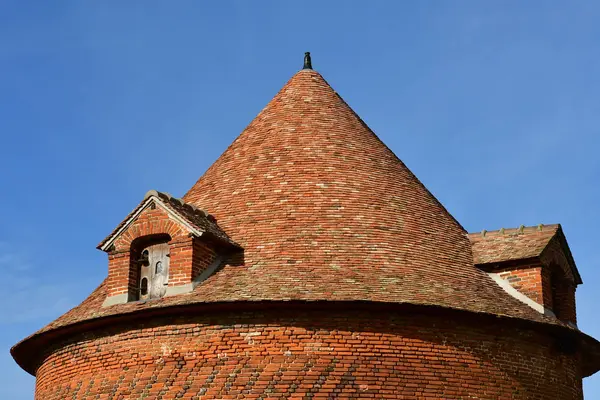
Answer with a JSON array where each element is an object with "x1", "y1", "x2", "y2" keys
[{"x1": 12, "y1": 299, "x2": 600, "y2": 378}]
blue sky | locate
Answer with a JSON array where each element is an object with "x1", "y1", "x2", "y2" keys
[{"x1": 1, "y1": 1, "x2": 599, "y2": 397}]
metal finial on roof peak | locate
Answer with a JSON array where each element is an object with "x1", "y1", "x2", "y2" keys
[{"x1": 303, "y1": 52, "x2": 312, "y2": 69}]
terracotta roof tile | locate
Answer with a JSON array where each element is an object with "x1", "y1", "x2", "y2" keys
[
  {"x1": 469, "y1": 224, "x2": 559, "y2": 265},
  {"x1": 156, "y1": 191, "x2": 239, "y2": 247}
]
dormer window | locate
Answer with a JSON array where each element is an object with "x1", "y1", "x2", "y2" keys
[
  {"x1": 140, "y1": 277, "x2": 148, "y2": 297},
  {"x1": 98, "y1": 190, "x2": 240, "y2": 307},
  {"x1": 137, "y1": 242, "x2": 170, "y2": 300}
]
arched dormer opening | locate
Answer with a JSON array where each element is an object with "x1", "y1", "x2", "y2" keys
[{"x1": 130, "y1": 233, "x2": 171, "y2": 301}]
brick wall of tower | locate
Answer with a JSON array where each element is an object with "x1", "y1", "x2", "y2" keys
[{"x1": 34, "y1": 308, "x2": 583, "y2": 400}]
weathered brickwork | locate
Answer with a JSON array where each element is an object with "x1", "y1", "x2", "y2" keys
[
  {"x1": 34, "y1": 308, "x2": 582, "y2": 400},
  {"x1": 496, "y1": 261, "x2": 547, "y2": 306},
  {"x1": 192, "y1": 240, "x2": 218, "y2": 279},
  {"x1": 106, "y1": 251, "x2": 132, "y2": 298}
]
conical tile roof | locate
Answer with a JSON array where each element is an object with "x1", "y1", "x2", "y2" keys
[{"x1": 178, "y1": 68, "x2": 547, "y2": 319}]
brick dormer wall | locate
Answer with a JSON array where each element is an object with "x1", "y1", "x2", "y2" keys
[
  {"x1": 542, "y1": 237, "x2": 578, "y2": 324},
  {"x1": 104, "y1": 204, "x2": 192, "y2": 304},
  {"x1": 494, "y1": 259, "x2": 550, "y2": 307}
]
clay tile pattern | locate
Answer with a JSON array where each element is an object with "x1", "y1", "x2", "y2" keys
[
  {"x1": 97, "y1": 190, "x2": 238, "y2": 250},
  {"x1": 22, "y1": 69, "x2": 574, "y2": 342},
  {"x1": 155, "y1": 191, "x2": 239, "y2": 247},
  {"x1": 469, "y1": 225, "x2": 559, "y2": 265}
]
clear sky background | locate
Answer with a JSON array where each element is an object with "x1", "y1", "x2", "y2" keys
[{"x1": 1, "y1": 1, "x2": 599, "y2": 398}]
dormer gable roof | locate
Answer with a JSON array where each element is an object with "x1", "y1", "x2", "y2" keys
[
  {"x1": 97, "y1": 190, "x2": 239, "y2": 252},
  {"x1": 469, "y1": 224, "x2": 581, "y2": 285}
]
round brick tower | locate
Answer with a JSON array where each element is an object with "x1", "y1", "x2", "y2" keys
[{"x1": 12, "y1": 55, "x2": 600, "y2": 399}]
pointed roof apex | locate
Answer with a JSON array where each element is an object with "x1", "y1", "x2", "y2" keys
[{"x1": 303, "y1": 52, "x2": 312, "y2": 69}]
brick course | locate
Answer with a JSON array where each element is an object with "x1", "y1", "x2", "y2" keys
[
  {"x1": 34, "y1": 306, "x2": 582, "y2": 400},
  {"x1": 498, "y1": 263, "x2": 546, "y2": 305},
  {"x1": 492, "y1": 260, "x2": 551, "y2": 308}
]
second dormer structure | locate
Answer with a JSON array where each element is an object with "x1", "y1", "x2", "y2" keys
[
  {"x1": 470, "y1": 224, "x2": 581, "y2": 326},
  {"x1": 97, "y1": 190, "x2": 240, "y2": 306}
]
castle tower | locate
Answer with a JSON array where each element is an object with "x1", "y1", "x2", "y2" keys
[{"x1": 12, "y1": 54, "x2": 600, "y2": 399}]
